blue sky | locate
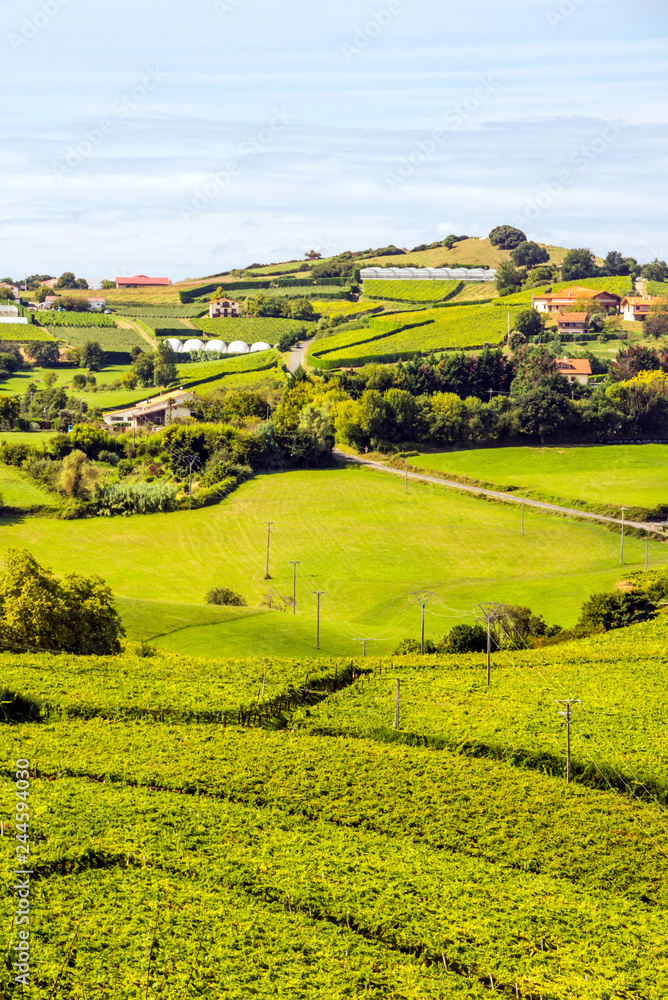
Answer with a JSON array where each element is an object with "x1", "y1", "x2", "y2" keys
[{"x1": 2, "y1": 0, "x2": 666, "y2": 284}]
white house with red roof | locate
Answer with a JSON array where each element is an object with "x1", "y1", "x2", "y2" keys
[
  {"x1": 555, "y1": 357, "x2": 592, "y2": 385},
  {"x1": 620, "y1": 296, "x2": 666, "y2": 322},
  {"x1": 533, "y1": 287, "x2": 621, "y2": 314}
]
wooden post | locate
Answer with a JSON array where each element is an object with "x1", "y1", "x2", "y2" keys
[{"x1": 394, "y1": 678, "x2": 400, "y2": 729}]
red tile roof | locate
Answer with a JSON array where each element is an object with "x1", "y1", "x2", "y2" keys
[
  {"x1": 556, "y1": 357, "x2": 592, "y2": 376},
  {"x1": 116, "y1": 275, "x2": 171, "y2": 286},
  {"x1": 556, "y1": 312, "x2": 588, "y2": 322}
]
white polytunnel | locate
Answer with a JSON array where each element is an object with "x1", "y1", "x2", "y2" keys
[
  {"x1": 227, "y1": 341, "x2": 250, "y2": 354},
  {"x1": 166, "y1": 338, "x2": 183, "y2": 353},
  {"x1": 205, "y1": 339, "x2": 227, "y2": 353},
  {"x1": 182, "y1": 339, "x2": 205, "y2": 353},
  {"x1": 250, "y1": 342, "x2": 272, "y2": 352}
]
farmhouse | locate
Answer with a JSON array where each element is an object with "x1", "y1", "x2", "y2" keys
[
  {"x1": 556, "y1": 357, "x2": 592, "y2": 385},
  {"x1": 534, "y1": 287, "x2": 621, "y2": 314},
  {"x1": 115, "y1": 275, "x2": 171, "y2": 289},
  {"x1": 103, "y1": 389, "x2": 196, "y2": 429},
  {"x1": 556, "y1": 312, "x2": 589, "y2": 336},
  {"x1": 88, "y1": 297, "x2": 106, "y2": 311},
  {"x1": 620, "y1": 296, "x2": 665, "y2": 322},
  {"x1": 209, "y1": 297, "x2": 241, "y2": 319}
]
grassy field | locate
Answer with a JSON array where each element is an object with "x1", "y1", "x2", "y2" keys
[
  {"x1": 0, "y1": 362, "x2": 147, "y2": 409},
  {"x1": 410, "y1": 444, "x2": 668, "y2": 513},
  {"x1": 0, "y1": 430, "x2": 58, "y2": 445},
  {"x1": 362, "y1": 237, "x2": 598, "y2": 270},
  {"x1": 1, "y1": 466, "x2": 666, "y2": 657},
  {"x1": 0, "y1": 462, "x2": 60, "y2": 512}
]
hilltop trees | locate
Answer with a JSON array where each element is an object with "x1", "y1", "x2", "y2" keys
[
  {"x1": 489, "y1": 225, "x2": 527, "y2": 250},
  {"x1": 56, "y1": 271, "x2": 89, "y2": 290}
]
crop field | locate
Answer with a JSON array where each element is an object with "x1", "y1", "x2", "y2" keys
[
  {"x1": 363, "y1": 278, "x2": 462, "y2": 302},
  {"x1": 410, "y1": 444, "x2": 668, "y2": 515},
  {"x1": 195, "y1": 367, "x2": 286, "y2": 396},
  {"x1": 177, "y1": 348, "x2": 281, "y2": 384},
  {"x1": 39, "y1": 311, "x2": 117, "y2": 328},
  {"x1": 0, "y1": 324, "x2": 57, "y2": 342},
  {"x1": 0, "y1": 462, "x2": 61, "y2": 513},
  {"x1": 51, "y1": 325, "x2": 145, "y2": 352},
  {"x1": 313, "y1": 303, "x2": 520, "y2": 368},
  {"x1": 238, "y1": 284, "x2": 348, "y2": 299},
  {"x1": 191, "y1": 316, "x2": 317, "y2": 340},
  {"x1": 646, "y1": 279, "x2": 668, "y2": 297},
  {"x1": 1, "y1": 466, "x2": 666, "y2": 659},
  {"x1": 112, "y1": 305, "x2": 205, "y2": 318},
  {"x1": 3, "y1": 611, "x2": 668, "y2": 996},
  {"x1": 296, "y1": 614, "x2": 668, "y2": 797},
  {"x1": 312, "y1": 300, "x2": 381, "y2": 319}
]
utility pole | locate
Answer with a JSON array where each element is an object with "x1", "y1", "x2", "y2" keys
[
  {"x1": 312, "y1": 591, "x2": 325, "y2": 649},
  {"x1": 409, "y1": 591, "x2": 435, "y2": 654},
  {"x1": 620, "y1": 507, "x2": 628, "y2": 566},
  {"x1": 264, "y1": 521, "x2": 275, "y2": 579},
  {"x1": 354, "y1": 638, "x2": 375, "y2": 657},
  {"x1": 521, "y1": 500, "x2": 525, "y2": 537},
  {"x1": 394, "y1": 678, "x2": 400, "y2": 729},
  {"x1": 405, "y1": 458, "x2": 408, "y2": 494},
  {"x1": 556, "y1": 699, "x2": 581, "y2": 783},
  {"x1": 474, "y1": 603, "x2": 507, "y2": 687},
  {"x1": 288, "y1": 560, "x2": 301, "y2": 614}
]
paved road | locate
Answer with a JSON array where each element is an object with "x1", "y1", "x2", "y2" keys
[
  {"x1": 288, "y1": 339, "x2": 314, "y2": 372},
  {"x1": 334, "y1": 450, "x2": 667, "y2": 535}
]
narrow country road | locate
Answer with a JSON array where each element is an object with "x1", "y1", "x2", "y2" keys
[
  {"x1": 334, "y1": 450, "x2": 667, "y2": 536},
  {"x1": 288, "y1": 338, "x2": 314, "y2": 372}
]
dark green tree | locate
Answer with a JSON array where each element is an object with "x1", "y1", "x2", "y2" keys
[
  {"x1": 489, "y1": 225, "x2": 527, "y2": 250},
  {"x1": 495, "y1": 259, "x2": 523, "y2": 296},
  {"x1": 80, "y1": 341, "x2": 105, "y2": 372},
  {"x1": 642, "y1": 259, "x2": 668, "y2": 282},
  {"x1": 511, "y1": 241, "x2": 550, "y2": 268},
  {"x1": 561, "y1": 248, "x2": 597, "y2": 281},
  {"x1": 513, "y1": 309, "x2": 544, "y2": 338},
  {"x1": 153, "y1": 341, "x2": 178, "y2": 386},
  {"x1": 25, "y1": 341, "x2": 60, "y2": 366},
  {"x1": 604, "y1": 251, "x2": 630, "y2": 276},
  {"x1": 577, "y1": 591, "x2": 657, "y2": 632},
  {"x1": 516, "y1": 388, "x2": 575, "y2": 443}
]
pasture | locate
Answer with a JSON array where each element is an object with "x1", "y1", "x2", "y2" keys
[
  {"x1": 410, "y1": 443, "x2": 668, "y2": 513},
  {"x1": 1, "y1": 466, "x2": 666, "y2": 657}
]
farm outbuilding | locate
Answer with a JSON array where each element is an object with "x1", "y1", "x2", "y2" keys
[
  {"x1": 250, "y1": 342, "x2": 272, "y2": 352},
  {"x1": 209, "y1": 298, "x2": 241, "y2": 319},
  {"x1": 206, "y1": 339, "x2": 227, "y2": 352},
  {"x1": 228, "y1": 341, "x2": 250, "y2": 354}
]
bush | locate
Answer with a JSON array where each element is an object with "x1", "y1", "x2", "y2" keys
[
  {"x1": 206, "y1": 586, "x2": 247, "y2": 607},
  {"x1": 443, "y1": 623, "x2": 488, "y2": 653},
  {"x1": 93, "y1": 481, "x2": 177, "y2": 516},
  {"x1": 98, "y1": 450, "x2": 120, "y2": 466},
  {"x1": 393, "y1": 638, "x2": 439, "y2": 655},
  {"x1": 577, "y1": 590, "x2": 658, "y2": 631}
]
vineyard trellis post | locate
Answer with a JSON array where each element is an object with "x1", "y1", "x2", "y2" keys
[
  {"x1": 394, "y1": 677, "x2": 400, "y2": 729},
  {"x1": 620, "y1": 507, "x2": 628, "y2": 565},
  {"x1": 556, "y1": 699, "x2": 581, "y2": 783},
  {"x1": 409, "y1": 591, "x2": 435, "y2": 655}
]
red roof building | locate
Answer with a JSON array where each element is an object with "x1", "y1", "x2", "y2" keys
[
  {"x1": 556, "y1": 312, "x2": 589, "y2": 335},
  {"x1": 556, "y1": 357, "x2": 592, "y2": 385},
  {"x1": 115, "y1": 275, "x2": 171, "y2": 288}
]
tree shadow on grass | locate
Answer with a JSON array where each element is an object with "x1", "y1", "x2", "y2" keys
[{"x1": 0, "y1": 690, "x2": 42, "y2": 723}]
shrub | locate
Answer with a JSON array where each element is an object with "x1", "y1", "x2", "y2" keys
[
  {"x1": 206, "y1": 586, "x2": 247, "y2": 607},
  {"x1": 98, "y1": 450, "x2": 120, "y2": 466},
  {"x1": 577, "y1": 591, "x2": 658, "y2": 631},
  {"x1": 393, "y1": 638, "x2": 439, "y2": 655},
  {"x1": 93, "y1": 481, "x2": 177, "y2": 516},
  {"x1": 443, "y1": 623, "x2": 488, "y2": 653}
]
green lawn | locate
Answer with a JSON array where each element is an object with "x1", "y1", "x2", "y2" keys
[
  {"x1": 0, "y1": 430, "x2": 58, "y2": 445},
  {"x1": 410, "y1": 444, "x2": 668, "y2": 513},
  {"x1": 2, "y1": 466, "x2": 666, "y2": 657},
  {"x1": 0, "y1": 463, "x2": 60, "y2": 512},
  {"x1": 117, "y1": 596, "x2": 265, "y2": 642},
  {"x1": 0, "y1": 363, "x2": 144, "y2": 409}
]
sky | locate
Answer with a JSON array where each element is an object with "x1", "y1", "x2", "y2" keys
[{"x1": 2, "y1": 0, "x2": 667, "y2": 285}]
